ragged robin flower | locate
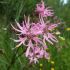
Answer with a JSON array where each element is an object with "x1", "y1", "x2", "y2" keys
[
  {"x1": 36, "y1": 0, "x2": 54, "y2": 17},
  {"x1": 11, "y1": 0, "x2": 60, "y2": 64}
]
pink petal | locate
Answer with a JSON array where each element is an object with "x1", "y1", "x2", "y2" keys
[
  {"x1": 13, "y1": 39, "x2": 21, "y2": 42},
  {"x1": 34, "y1": 58, "x2": 38, "y2": 64},
  {"x1": 16, "y1": 41, "x2": 23, "y2": 48},
  {"x1": 25, "y1": 46, "x2": 31, "y2": 57},
  {"x1": 48, "y1": 33, "x2": 58, "y2": 42},
  {"x1": 11, "y1": 24, "x2": 21, "y2": 32},
  {"x1": 15, "y1": 20, "x2": 23, "y2": 30},
  {"x1": 25, "y1": 40, "x2": 33, "y2": 57},
  {"x1": 48, "y1": 24, "x2": 57, "y2": 30},
  {"x1": 44, "y1": 34, "x2": 53, "y2": 44}
]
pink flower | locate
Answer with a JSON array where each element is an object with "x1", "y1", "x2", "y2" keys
[
  {"x1": 11, "y1": 16, "x2": 58, "y2": 63},
  {"x1": 11, "y1": 0, "x2": 59, "y2": 64},
  {"x1": 26, "y1": 46, "x2": 49, "y2": 64},
  {"x1": 11, "y1": 17, "x2": 43, "y2": 48},
  {"x1": 36, "y1": 0, "x2": 54, "y2": 17},
  {"x1": 36, "y1": 0, "x2": 45, "y2": 13},
  {"x1": 39, "y1": 16, "x2": 58, "y2": 44}
]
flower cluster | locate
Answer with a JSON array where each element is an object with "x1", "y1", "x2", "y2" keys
[
  {"x1": 36, "y1": 0, "x2": 54, "y2": 17},
  {"x1": 11, "y1": 0, "x2": 59, "y2": 64}
]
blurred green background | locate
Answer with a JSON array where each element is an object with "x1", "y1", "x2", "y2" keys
[{"x1": 0, "y1": 0, "x2": 70, "y2": 70}]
